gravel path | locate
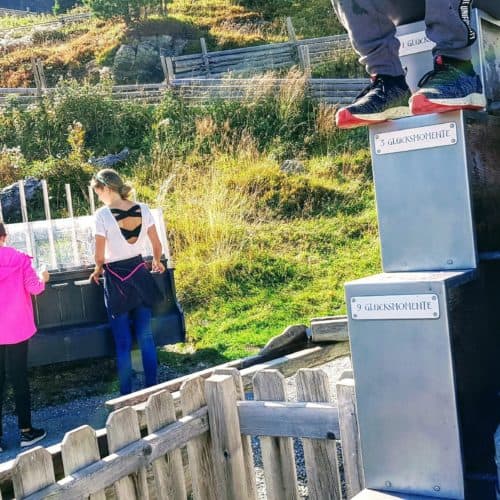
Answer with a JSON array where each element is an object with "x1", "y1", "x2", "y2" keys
[{"x1": 1, "y1": 354, "x2": 353, "y2": 499}]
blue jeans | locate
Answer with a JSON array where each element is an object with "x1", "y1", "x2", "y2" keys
[{"x1": 108, "y1": 305, "x2": 158, "y2": 395}]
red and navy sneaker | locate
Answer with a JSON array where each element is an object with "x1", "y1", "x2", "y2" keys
[
  {"x1": 410, "y1": 56, "x2": 486, "y2": 115},
  {"x1": 335, "y1": 74, "x2": 411, "y2": 129}
]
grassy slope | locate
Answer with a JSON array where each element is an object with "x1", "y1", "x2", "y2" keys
[
  {"x1": 0, "y1": 0, "x2": 346, "y2": 86},
  {"x1": 1, "y1": 1, "x2": 379, "y2": 372}
]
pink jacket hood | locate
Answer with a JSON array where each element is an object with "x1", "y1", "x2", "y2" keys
[{"x1": 0, "y1": 246, "x2": 45, "y2": 345}]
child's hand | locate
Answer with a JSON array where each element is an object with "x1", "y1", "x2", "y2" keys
[{"x1": 152, "y1": 259, "x2": 165, "y2": 273}]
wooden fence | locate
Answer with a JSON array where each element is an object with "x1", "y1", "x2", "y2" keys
[
  {"x1": 164, "y1": 33, "x2": 352, "y2": 80},
  {"x1": 0, "y1": 8, "x2": 36, "y2": 17},
  {"x1": 0, "y1": 78, "x2": 368, "y2": 107},
  {"x1": 9, "y1": 367, "x2": 363, "y2": 499},
  {"x1": 0, "y1": 12, "x2": 91, "y2": 36}
]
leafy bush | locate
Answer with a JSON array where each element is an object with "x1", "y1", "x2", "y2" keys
[
  {"x1": 0, "y1": 82, "x2": 154, "y2": 161},
  {"x1": 0, "y1": 147, "x2": 27, "y2": 187},
  {"x1": 53, "y1": 0, "x2": 82, "y2": 15},
  {"x1": 84, "y1": 0, "x2": 168, "y2": 20}
]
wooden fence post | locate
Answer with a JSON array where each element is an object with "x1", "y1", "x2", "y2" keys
[
  {"x1": 31, "y1": 56, "x2": 42, "y2": 96},
  {"x1": 253, "y1": 370, "x2": 299, "y2": 500},
  {"x1": 160, "y1": 55, "x2": 175, "y2": 84},
  {"x1": 145, "y1": 390, "x2": 187, "y2": 500},
  {"x1": 297, "y1": 368, "x2": 341, "y2": 500},
  {"x1": 205, "y1": 374, "x2": 255, "y2": 500},
  {"x1": 298, "y1": 45, "x2": 311, "y2": 76},
  {"x1": 61, "y1": 425, "x2": 106, "y2": 500},
  {"x1": 286, "y1": 17, "x2": 297, "y2": 42},
  {"x1": 36, "y1": 58, "x2": 47, "y2": 89},
  {"x1": 215, "y1": 367, "x2": 257, "y2": 499},
  {"x1": 180, "y1": 377, "x2": 218, "y2": 500},
  {"x1": 200, "y1": 37, "x2": 211, "y2": 77},
  {"x1": 12, "y1": 447, "x2": 56, "y2": 498},
  {"x1": 106, "y1": 406, "x2": 149, "y2": 499},
  {"x1": 336, "y1": 370, "x2": 364, "y2": 498}
]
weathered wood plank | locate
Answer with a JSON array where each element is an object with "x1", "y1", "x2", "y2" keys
[
  {"x1": 205, "y1": 374, "x2": 254, "y2": 500},
  {"x1": 214, "y1": 368, "x2": 257, "y2": 500},
  {"x1": 180, "y1": 377, "x2": 217, "y2": 500},
  {"x1": 106, "y1": 407, "x2": 149, "y2": 500},
  {"x1": 336, "y1": 370, "x2": 364, "y2": 498},
  {"x1": 145, "y1": 390, "x2": 187, "y2": 500},
  {"x1": 310, "y1": 317, "x2": 349, "y2": 342},
  {"x1": 253, "y1": 370, "x2": 299, "y2": 500},
  {"x1": 297, "y1": 369, "x2": 341, "y2": 500},
  {"x1": 238, "y1": 401, "x2": 339, "y2": 439},
  {"x1": 130, "y1": 342, "x2": 349, "y2": 429},
  {"x1": 61, "y1": 425, "x2": 106, "y2": 500},
  {"x1": 24, "y1": 408, "x2": 209, "y2": 500},
  {"x1": 12, "y1": 447, "x2": 56, "y2": 498}
]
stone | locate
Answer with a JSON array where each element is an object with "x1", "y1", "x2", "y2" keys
[
  {"x1": 0, "y1": 177, "x2": 41, "y2": 222},
  {"x1": 280, "y1": 159, "x2": 305, "y2": 175},
  {"x1": 88, "y1": 148, "x2": 130, "y2": 168}
]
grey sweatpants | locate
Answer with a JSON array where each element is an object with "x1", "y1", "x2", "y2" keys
[{"x1": 331, "y1": 0, "x2": 495, "y2": 76}]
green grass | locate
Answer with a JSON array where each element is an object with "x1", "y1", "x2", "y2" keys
[{"x1": 0, "y1": 63, "x2": 377, "y2": 397}]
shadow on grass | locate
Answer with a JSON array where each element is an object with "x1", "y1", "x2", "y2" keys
[{"x1": 157, "y1": 345, "x2": 230, "y2": 374}]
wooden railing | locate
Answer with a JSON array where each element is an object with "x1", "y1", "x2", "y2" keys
[
  {"x1": 164, "y1": 33, "x2": 352, "y2": 80},
  {"x1": 0, "y1": 12, "x2": 91, "y2": 36},
  {"x1": 9, "y1": 366, "x2": 363, "y2": 499},
  {"x1": 0, "y1": 8, "x2": 36, "y2": 17},
  {"x1": 0, "y1": 78, "x2": 367, "y2": 107}
]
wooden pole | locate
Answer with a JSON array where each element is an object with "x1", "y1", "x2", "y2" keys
[
  {"x1": 298, "y1": 45, "x2": 311, "y2": 76},
  {"x1": 336, "y1": 370, "x2": 364, "y2": 497},
  {"x1": 180, "y1": 377, "x2": 218, "y2": 500},
  {"x1": 31, "y1": 57, "x2": 42, "y2": 96},
  {"x1": 297, "y1": 368, "x2": 341, "y2": 500},
  {"x1": 160, "y1": 55, "x2": 169, "y2": 84},
  {"x1": 214, "y1": 368, "x2": 257, "y2": 500},
  {"x1": 204, "y1": 374, "x2": 254, "y2": 500},
  {"x1": 106, "y1": 407, "x2": 150, "y2": 499},
  {"x1": 286, "y1": 17, "x2": 297, "y2": 42},
  {"x1": 252, "y1": 370, "x2": 299, "y2": 500},
  {"x1": 200, "y1": 37, "x2": 211, "y2": 77},
  {"x1": 144, "y1": 390, "x2": 187, "y2": 500},
  {"x1": 37, "y1": 59, "x2": 47, "y2": 89},
  {"x1": 166, "y1": 57, "x2": 175, "y2": 83}
]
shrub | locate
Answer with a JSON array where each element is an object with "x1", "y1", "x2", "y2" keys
[
  {"x1": 53, "y1": 0, "x2": 82, "y2": 15},
  {"x1": 0, "y1": 147, "x2": 27, "y2": 187},
  {"x1": 84, "y1": 0, "x2": 168, "y2": 21},
  {"x1": 0, "y1": 82, "x2": 154, "y2": 161}
]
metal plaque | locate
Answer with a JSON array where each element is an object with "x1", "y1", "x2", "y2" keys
[
  {"x1": 374, "y1": 122, "x2": 457, "y2": 155},
  {"x1": 397, "y1": 30, "x2": 435, "y2": 56},
  {"x1": 351, "y1": 294, "x2": 440, "y2": 320}
]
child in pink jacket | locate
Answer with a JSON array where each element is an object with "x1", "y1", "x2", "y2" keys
[{"x1": 0, "y1": 222, "x2": 49, "y2": 451}]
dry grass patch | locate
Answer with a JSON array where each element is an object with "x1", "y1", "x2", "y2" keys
[{"x1": 0, "y1": 19, "x2": 125, "y2": 87}]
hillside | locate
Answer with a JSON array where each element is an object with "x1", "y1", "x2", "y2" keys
[
  {"x1": 0, "y1": 1, "x2": 379, "y2": 364},
  {"x1": 0, "y1": 0, "x2": 345, "y2": 87}
]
